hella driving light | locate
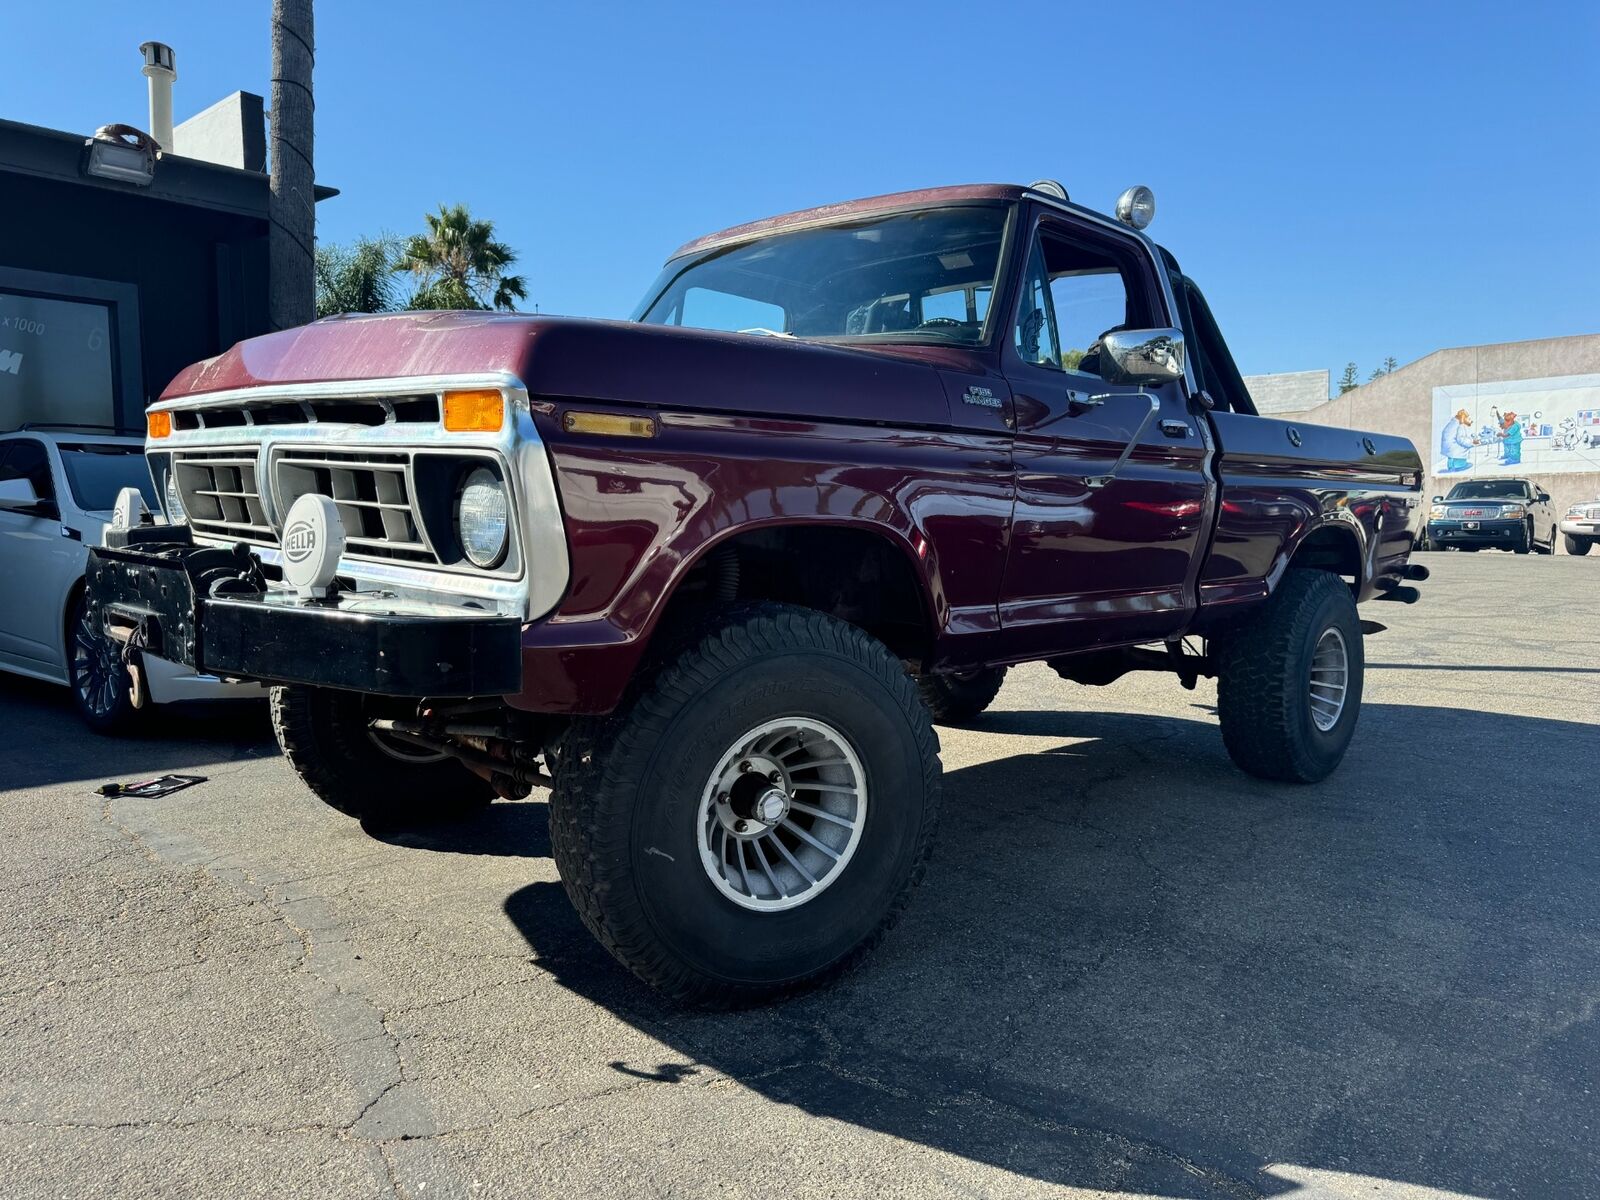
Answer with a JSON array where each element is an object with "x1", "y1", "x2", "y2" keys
[
  {"x1": 163, "y1": 470, "x2": 187, "y2": 525},
  {"x1": 456, "y1": 466, "x2": 509, "y2": 568},
  {"x1": 1115, "y1": 185, "x2": 1156, "y2": 230}
]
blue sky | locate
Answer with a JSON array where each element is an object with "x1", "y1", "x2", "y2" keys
[{"x1": 3, "y1": 1, "x2": 1596, "y2": 387}]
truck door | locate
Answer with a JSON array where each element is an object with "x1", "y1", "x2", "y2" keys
[
  {"x1": 996, "y1": 213, "x2": 1209, "y2": 656},
  {"x1": 0, "y1": 437, "x2": 71, "y2": 670}
]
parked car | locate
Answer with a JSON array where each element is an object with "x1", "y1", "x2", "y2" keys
[
  {"x1": 89, "y1": 182, "x2": 1427, "y2": 1004},
  {"x1": 1426, "y1": 478, "x2": 1557, "y2": 554},
  {"x1": 1559, "y1": 497, "x2": 1600, "y2": 555},
  {"x1": 0, "y1": 426, "x2": 258, "y2": 731}
]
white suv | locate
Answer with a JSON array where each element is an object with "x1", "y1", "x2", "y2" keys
[{"x1": 0, "y1": 426, "x2": 258, "y2": 731}]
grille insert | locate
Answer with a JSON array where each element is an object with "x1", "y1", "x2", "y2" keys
[
  {"x1": 173, "y1": 450, "x2": 272, "y2": 543},
  {"x1": 273, "y1": 449, "x2": 435, "y2": 564}
]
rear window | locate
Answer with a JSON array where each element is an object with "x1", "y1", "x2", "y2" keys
[{"x1": 57, "y1": 444, "x2": 156, "y2": 511}]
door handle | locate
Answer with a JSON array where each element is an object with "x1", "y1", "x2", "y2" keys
[{"x1": 1160, "y1": 420, "x2": 1190, "y2": 438}]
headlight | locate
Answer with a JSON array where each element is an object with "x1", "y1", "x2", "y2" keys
[
  {"x1": 163, "y1": 470, "x2": 187, "y2": 525},
  {"x1": 1498, "y1": 504, "x2": 1525, "y2": 517},
  {"x1": 1429, "y1": 504, "x2": 1449, "y2": 519},
  {"x1": 455, "y1": 466, "x2": 508, "y2": 568}
]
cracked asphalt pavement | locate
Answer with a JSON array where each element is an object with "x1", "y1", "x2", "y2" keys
[{"x1": 1, "y1": 553, "x2": 1596, "y2": 1199}]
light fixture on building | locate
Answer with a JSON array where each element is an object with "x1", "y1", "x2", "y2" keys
[
  {"x1": 82, "y1": 124, "x2": 158, "y2": 187},
  {"x1": 1115, "y1": 185, "x2": 1156, "y2": 230}
]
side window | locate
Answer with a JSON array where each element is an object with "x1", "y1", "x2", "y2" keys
[
  {"x1": 1012, "y1": 239, "x2": 1061, "y2": 368},
  {"x1": 0, "y1": 439, "x2": 53, "y2": 501},
  {"x1": 1037, "y1": 230, "x2": 1146, "y2": 378}
]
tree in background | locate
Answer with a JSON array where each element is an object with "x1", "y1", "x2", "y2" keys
[
  {"x1": 1338, "y1": 363, "x2": 1360, "y2": 393},
  {"x1": 397, "y1": 204, "x2": 528, "y2": 311},
  {"x1": 314, "y1": 236, "x2": 401, "y2": 318},
  {"x1": 1368, "y1": 356, "x2": 1399, "y2": 382}
]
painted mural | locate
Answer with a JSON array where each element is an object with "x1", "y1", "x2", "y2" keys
[{"x1": 1432, "y1": 374, "x2": 1600, "y2": 476}]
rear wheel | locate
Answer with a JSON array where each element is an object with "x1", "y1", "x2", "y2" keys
[
  {"x1": 548, "y1": 603, "x2": 941, "y2": 1006},
  {"x1": 915, "y1": 665, "x2": 1007, "y2": 724},
  {"x1": 1564, "y1": 533, "x2": 1591, "y2": 556},
  {"x1": 1212, "y1": 570, "x2": 1364, "y2": 784},
  {"x1": 67, "y1": 594, "x2": 138, "y2": 735},
  {"x1": 270, "y1": 686, "x2": 493, "y2": 827}
]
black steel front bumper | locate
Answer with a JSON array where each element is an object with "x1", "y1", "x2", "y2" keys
[{"x1": 86, "y1": 528, "x2": 523, "y2": 697}]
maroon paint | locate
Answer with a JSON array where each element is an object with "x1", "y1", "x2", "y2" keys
[{"x1": 158, "y1": 186, "x2": 1424, "y2": 716}]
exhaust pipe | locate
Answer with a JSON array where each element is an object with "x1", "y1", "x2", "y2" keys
[{"x1": 139, "y1": 41, "x2": 176, "y2": 151}]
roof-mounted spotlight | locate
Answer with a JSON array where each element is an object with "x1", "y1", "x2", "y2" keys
[
  {"x1": 1029, "y1": 179, "x2": 1070, "y2": 202},
  {"x1": 82, "y1": 124, "x2": 158, "y2": 187},
  {"x1": 1115, "y1": 185, "x2": 1156, "y2": 230}
]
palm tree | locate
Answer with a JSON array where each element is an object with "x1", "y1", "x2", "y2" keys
[
  {"x1": 396, "y1": 204, "x2": 528, "y2": 311},
  {"x1": 314, "y1": 235, "x2": 402, "y2": 318}
]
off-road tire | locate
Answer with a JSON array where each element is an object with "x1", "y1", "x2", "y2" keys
[
  {"x1": 1565, "y1": 533, "x2": 1591, "y2": 556},
  {"x1": 67, "y1": 593, "x2": 138, "y2": 735},
  {"x1": 548, "y1": 602, "x2": 941, "y2": 1007},
  {"x1": 1212, "y1": 569, "x2": 1364, "y2": 784},
  {"x1": 270, "y1": 685, "x2": 493, "y2": 827},
  {"x1": 916, "y1": 666, "x2": 1007, "y2": 724}
]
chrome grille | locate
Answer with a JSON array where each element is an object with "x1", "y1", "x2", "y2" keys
[
  {"x1": 272, "y1": 448, "x2": 436, "y2": 565},
  {"x1": 173, "y1": 450, "x2": 273, "y2": 544}
]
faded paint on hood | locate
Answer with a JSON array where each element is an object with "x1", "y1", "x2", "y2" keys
[{"x1": 160, "y1": 313, "x2": 953, "y2": 428}]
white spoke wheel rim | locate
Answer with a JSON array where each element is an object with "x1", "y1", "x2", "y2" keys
[
  {"x1": 697, "y1": 717, "x2": 868, "y2": 913},
  {"x1": 1308, "y1": 627, "x2": 1349, "y2": 732}
]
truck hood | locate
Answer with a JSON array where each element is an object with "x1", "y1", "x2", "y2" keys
[{"x1": 162, "y1": 312, "x2": 955, "y2": 428}]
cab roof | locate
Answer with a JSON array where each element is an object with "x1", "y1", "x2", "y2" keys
[{"x1": 670, "y1": 184, "x2": 1037, "y2": 261}]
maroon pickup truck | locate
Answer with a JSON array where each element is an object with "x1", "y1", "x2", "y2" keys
[{"x1": 88, "y1": 182, "x2": 1426, "y2": 1005}]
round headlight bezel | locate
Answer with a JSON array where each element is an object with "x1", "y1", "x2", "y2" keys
[
  {"x1": 454, "y1": 465, "x2": 510, "y2": 570},
  {"x1": 163, "y1": 469, "x2": 187, "y2": 525}
]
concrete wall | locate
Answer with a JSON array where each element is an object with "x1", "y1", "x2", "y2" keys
[
  {"x1": 1278, "y1": 333, "x2": 1600, "y2": 553},
  {"x1": 1243, "y1": 369, "x2": 1330, "y2": 415},
  {"x1": 173, "y1": 92, "x2": 266, "y2": 173}
]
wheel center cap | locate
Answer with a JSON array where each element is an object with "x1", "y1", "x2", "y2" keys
[{"x1": 753, "y1": 789, "x2": 788, "y2": 824}]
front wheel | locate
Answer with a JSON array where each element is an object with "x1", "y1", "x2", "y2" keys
[
  {"x1": 1212, "y1": 570, "x2": 1364, "y2": 783},
  {"x1": 270, "y1": 686, "x2": 493, "y2": 827},
  {"x1": 549, "y1": 603, "x2": 941, "y2": 1006},
  {"x1": 1565, "y1": 533, "x2": 1592, "y2": 556},
  {"x1": 67, "y1": 594, "x2": 138, "y2": 735},
  {"x1": 1513, "y1": 520, "x2": 1532, "y2": 554},
  {"x1": 915, "y1": 665, "x2": 1007, "y2": 724}
]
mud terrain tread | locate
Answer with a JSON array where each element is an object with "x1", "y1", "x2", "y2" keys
[
  {"x1": 548, "y1": 602, "x2": 942, "y2": 1007},
  {"x1": 270, "y1": 685, "x2": 491, "y2": 825},
  {"x1": 1212, "y1": 569, "x2": 1361, "y2": 784},
  {"x1": 916, "y1": 666, "x2": 1007, "y2": 724}
]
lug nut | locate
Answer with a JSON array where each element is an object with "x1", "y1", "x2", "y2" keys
[
  {"x1": 738, "y1": 760, "x2": 751, "y2": 773},
  {"x1": 769, "y1": 772, "x2": 783, "y2": 784},
  {"x1": 734, "y1": 820, "x2": 748, "y2": 833}
]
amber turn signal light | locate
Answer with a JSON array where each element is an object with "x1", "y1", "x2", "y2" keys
[
  {"x1": 443, "y1": 389, "x2": 505, "y2": 432},
  {"x1": 561, "y1": 411, "x2": 657, "y2": 439},
  {"x1": 147, "y1": 411, "x2": 172, "y2": 439}
]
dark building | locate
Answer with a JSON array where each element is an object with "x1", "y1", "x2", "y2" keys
[{"x1": 0, "y1": 115, "x2": 334, "y2": 433}]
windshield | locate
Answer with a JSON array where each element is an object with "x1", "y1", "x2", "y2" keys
[
  {"x1": 634, "y1": 204, "x2": 1011, "y2": 346},
  {"x1": 58, "y1": 444, "x2": 156, "y2": 511},
  {"x1": 1446, "y1": 480, "x2": 1530, "y2": 501}
]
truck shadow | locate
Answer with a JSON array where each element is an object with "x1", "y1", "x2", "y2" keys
[{"x1": 484, "y1": 701, "x2": 1596, "y2": 1198}]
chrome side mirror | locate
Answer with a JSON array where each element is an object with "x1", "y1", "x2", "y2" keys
[{"x1": 1098, "y1": 327, "x2": 1186, "y2": 387}]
